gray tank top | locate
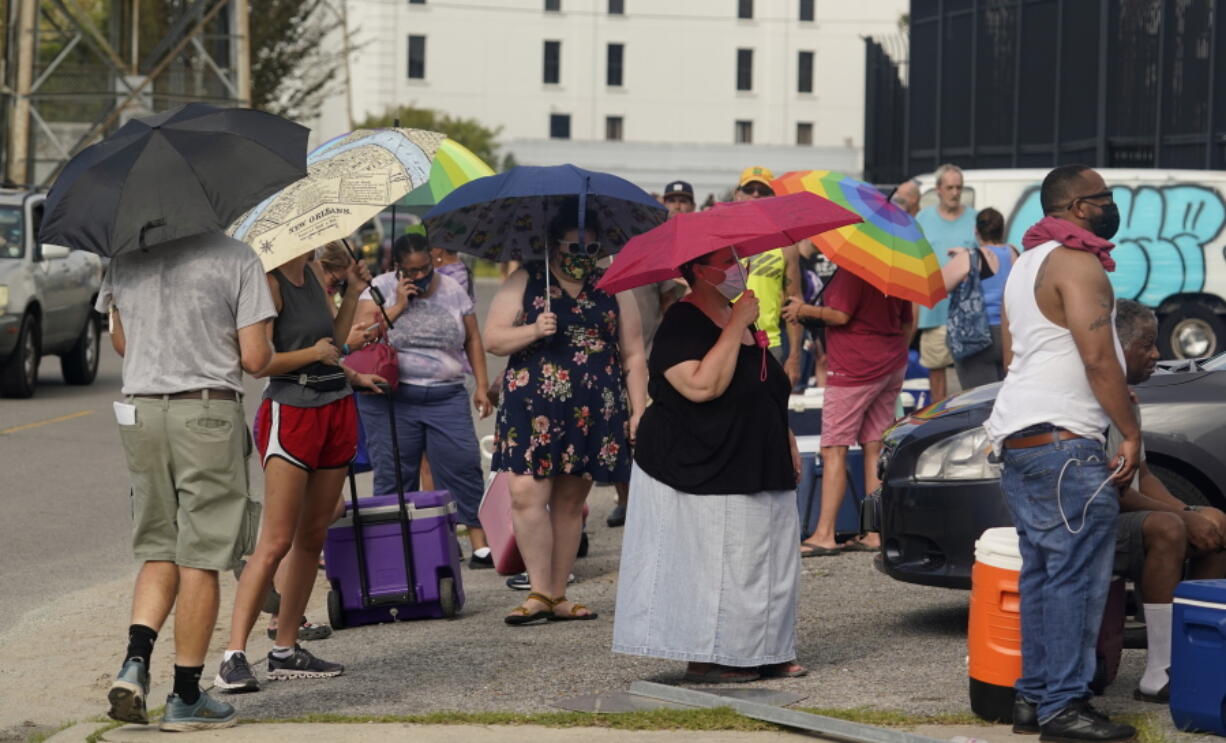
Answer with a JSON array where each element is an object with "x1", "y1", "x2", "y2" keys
[{"x1": 264, "y1": 267, "x2": 351, "y2": 408}]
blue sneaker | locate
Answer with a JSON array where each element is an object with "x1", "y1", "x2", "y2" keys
[
  {"x1": 107, "y1": 658, "x2": 149, "y2": 725},
  {"x1": 159, "y1": 690, "x2": 238, "y2": 732}
]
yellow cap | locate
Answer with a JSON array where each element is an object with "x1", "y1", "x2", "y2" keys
[{"x1": 738, "y1": 165, "x2": 775, "y2": 190}]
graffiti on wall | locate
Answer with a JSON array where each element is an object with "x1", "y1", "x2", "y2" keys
[{"x1": 1005, "y1": 185, "x2": 1226, "y2": 307}]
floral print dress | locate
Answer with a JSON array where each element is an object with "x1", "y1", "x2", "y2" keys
[{"x1": 492, "y1": 264, "x2": 632, "y2": 481}]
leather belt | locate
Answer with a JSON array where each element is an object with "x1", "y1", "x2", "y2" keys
[
  {"x1": 1004, "y1": 428, "x2": 1083, "y2": 450},
  {"x1": 134, "y1": 388, "x2": 238, "y2": 401}
]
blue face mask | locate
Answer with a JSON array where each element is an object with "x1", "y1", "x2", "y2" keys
[{"x1": 411, "y1": 269, "x2": 434, "y2": 293}]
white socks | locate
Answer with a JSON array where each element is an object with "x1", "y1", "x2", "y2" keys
[
  {"x1": 473, "y1": 547, "x2": 491, "y2": 558},
  {"x1": 271, "y1": 645, "x2": 294, "y2": 659},
  {"x1": 1139, "y1": 603, "x2": 1173, "y2": 695},
  {"x1": 223, "y1": 649, "x2": 245, "y2": 662}
]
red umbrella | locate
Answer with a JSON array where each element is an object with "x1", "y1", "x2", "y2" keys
[{"x1": 595, "y1": 191, "x2": 862, "y2": 295}]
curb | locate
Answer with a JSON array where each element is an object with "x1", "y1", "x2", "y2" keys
[{"x1": 44, "y1": 721, "x2": 111, "y2": 743}]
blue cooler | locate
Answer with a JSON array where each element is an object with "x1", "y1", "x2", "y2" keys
[
  {"x1": 1171, "y1": 579, "x2": 1226, "y2": 735},
  {"x1": 788, "y1": 390, "x2": 824, "y2": 436},
  {"x1": 795, "y1": 436, "x2": 866, "y2": 540}
]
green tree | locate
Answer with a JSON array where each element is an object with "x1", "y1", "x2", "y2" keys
[
  {"x1": 358, "y1": 105, "x2": 510, "y2": 171},
  {"x1": 249, "y1": 0, "x2": 344, "y2": 122}
]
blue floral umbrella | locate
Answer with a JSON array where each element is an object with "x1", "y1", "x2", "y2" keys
[{"x1": 422, "y1": 164, "x2": 666, "y2": 263}]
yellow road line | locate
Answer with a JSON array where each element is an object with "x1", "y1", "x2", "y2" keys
[{"x1": 1, "y1": 409, "x2": 94, "y2": 435}]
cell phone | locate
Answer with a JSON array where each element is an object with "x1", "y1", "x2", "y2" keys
[
  {"x1": 374, "y1": 381, "x2": 392, "y2": 394},
  {"x1": 363, "y1": 321, "x2": 380, "y2": 333}
]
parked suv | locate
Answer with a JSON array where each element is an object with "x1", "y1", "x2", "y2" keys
[{"x1": 0, "y1": 189, "x2": 103, "y2": 398}]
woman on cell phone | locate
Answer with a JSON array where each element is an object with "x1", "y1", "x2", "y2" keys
[
  {"x1": 214, "y1": 239, "x2": 385, "y2": 693},
  {"x1": 352, "y1": 233, "x2": 495, "y2": 565}
]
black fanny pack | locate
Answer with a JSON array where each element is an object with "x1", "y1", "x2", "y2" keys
[{"x1": 273, "y1": 365, "x2": 347, "y2": 393}]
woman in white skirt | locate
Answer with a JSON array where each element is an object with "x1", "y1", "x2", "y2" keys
[{"x1": 612, "y1": 246, "x2": 805, "y2": 683}]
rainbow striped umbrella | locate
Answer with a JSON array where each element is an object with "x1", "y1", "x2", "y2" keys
[
  {"x1": 397, "y1": 138, "x2": 495, "y2": 215},
  {"x1": 773, "y1": 170, "x2": 947, "y2": 308}
]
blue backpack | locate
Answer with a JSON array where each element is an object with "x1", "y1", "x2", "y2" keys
[{"x1": 946, "y1": 249, "x2": 993, "y2": 360}]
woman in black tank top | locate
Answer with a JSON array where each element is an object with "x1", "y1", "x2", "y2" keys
[{"x1": 219, "y1": 241, "x2": 387, "y2": 686}]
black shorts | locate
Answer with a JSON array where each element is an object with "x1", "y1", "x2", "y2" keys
[{"x1": 1114, "y1": 510, "x2": 1149, "y2": 582}]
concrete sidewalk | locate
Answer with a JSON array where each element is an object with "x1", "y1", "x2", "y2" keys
[{"x1": 47, "y1": 720, "x2": 1034, "y2": 743}]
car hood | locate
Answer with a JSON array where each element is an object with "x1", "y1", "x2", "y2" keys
[
  {"x1": 884, "y1": 383, "x2": 1000, "y2": 446},
  {"x1": 884, "y1": 368, "x2": 1212, "y2": 448}
]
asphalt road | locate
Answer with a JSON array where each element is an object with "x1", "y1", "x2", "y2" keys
[
  {"x1": 0, "y1": 278, "x2": 505, "y2": 631},
  {"x1": 0, "y1": 276, "x2": 1173, "y2": 738}
]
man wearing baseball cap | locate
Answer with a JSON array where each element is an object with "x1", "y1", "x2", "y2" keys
[
  {"x1": 662, "y1": 180, "x2": 696, "y2": 218},
  {"x1": 735, "y1": 166, "x2": 803, "y2": 387}
]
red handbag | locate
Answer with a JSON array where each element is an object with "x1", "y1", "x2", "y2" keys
[{"x1": 344, "y1": 339, "x2": 399, "y2": 391}]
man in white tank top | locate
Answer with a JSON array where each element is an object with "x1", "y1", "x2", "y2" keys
[{"x1": 984, "y1": 166, "x2": 1141, "y2": 743}]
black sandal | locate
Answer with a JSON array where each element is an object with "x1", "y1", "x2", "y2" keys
[
  {"x1": 505, "y1": 592, "x2": 555, "y2": 626},
  {"x1": 548, "y1": 595, "x2": 598, "y2": 622}
]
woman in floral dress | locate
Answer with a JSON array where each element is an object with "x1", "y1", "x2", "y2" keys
[{"x1": 484, "y1": 205, "x2": 647, "y2": 625}]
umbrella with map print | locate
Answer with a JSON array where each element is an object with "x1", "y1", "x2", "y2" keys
[{"x1": 229, "y1": 127, "x2": 444, "y2": 270}]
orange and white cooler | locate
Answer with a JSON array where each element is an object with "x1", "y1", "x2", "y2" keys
[{"x1": 968, "y1": 526, "x2": 1023, "y2": 722}]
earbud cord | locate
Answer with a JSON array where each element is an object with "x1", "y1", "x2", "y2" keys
[{"x1": 1056, "y1": 457, "x2": 1126, "y2": 534}]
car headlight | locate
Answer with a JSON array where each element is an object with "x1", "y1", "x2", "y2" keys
[
  {"x1": 914, "y1": 426, "x2": 1001, "y2": 481},
  {"x1": 0, "y1": 285, "x2": 8, "y2": 313}
]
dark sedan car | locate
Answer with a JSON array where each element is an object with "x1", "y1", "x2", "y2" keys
[{"x1": 865, "y1": 355, "x2": 1226, "y2": 589}]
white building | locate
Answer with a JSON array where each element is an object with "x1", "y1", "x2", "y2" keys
[{"x1": 315, "y1": 0, "x2": 906, "y2": 200}]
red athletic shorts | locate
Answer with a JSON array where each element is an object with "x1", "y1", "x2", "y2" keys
[{"x1": 255, "y1": 396, "x2": 357, "y2": 471}]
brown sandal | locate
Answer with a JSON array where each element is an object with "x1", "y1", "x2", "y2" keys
[
  {"x1": 505, "y1": 592, "x2": 555, "y2": 626},
  {"x1": 548, "y1": 595, "x2": 598, "y2": 622}
]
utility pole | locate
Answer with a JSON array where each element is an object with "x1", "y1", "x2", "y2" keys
[
  {"x1": 233, "y1": 0, "x2": 251, "y2": 106},
  {"x1": 6, "y1": 0, "x2": 37, "y2": 185}
]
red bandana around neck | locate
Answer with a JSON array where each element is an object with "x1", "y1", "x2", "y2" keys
[{"x1": 1021, "y1": 216, "x2": 1116, "y2": 272}]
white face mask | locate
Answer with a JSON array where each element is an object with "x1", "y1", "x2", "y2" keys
[{"x1": 696, "y1": 262, "x2": 746, "y2": 301}]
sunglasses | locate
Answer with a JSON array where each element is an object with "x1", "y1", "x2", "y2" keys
[
  {"x1": 740, "y1": 184, "x2": 774, "y2": 197},
  {"x1": 559, "y1": 241, "x2": 602, "y2": 256},
  {"x1": 1061, "y1": 190, "x2": 1114, "y2": 210},
  {"x1": 397, "y1": 264, "x2": 432, "y2": 278}
]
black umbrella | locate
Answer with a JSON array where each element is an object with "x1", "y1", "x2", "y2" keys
[{"x1": 39, "y1": 103, "x2": 309, "y2": 257}]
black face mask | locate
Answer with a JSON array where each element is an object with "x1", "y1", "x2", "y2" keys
[{"x1": 1087, "y1": 202, "x2": 1120, "y2": 241}]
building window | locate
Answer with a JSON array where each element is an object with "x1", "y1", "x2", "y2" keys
[
  {"x1": 736, "y1": 48, "x2": 753, "y2": 91},
  {"x1": 607, "y1": 43, "x2": 624, "y2": 87},
  {"x1": 543, "y1": 40, "x2": 561, "y2": 84},
  {"x1": 407, "y1": 35, "x2": 425, "y2": 79},
  {"x1": 550, "y1": 114, "x2": 571, "y2": 139},
  {"x1": 608, "y1": 0, "x2": 624, "y2": 13},
  {"x1": 798, "y1": 51, "x2": 814, "y2": 93},
  {"x1": 606, "y1": 116, "x2": 624, "y2": 141},
  {"x1": 735, "y1": 120, "x2": 753, "y2": 144},
  {"x1": 738, "y1": 0, "x2": 753, "y2": 19},
  {"x1": 796, "y1": 122, "x2": 814, "y2": 145},
  {"x1": 799, "y1": 0, "x2": 814, "y2": 21},
  {"x1": 545, "y1": 0, "x2": 560, "y2": 10}
]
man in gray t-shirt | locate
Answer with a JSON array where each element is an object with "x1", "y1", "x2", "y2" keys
[{"x1": 99, "y1": 232, "x2": 275, "y2": 727}]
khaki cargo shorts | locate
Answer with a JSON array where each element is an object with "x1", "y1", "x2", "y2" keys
[
  {"x1": 919, "y1": 325, "x2": 954, "y2": 370},
  {"x1": 117, "y1": 396, "x2": 259, "y2": 572}
]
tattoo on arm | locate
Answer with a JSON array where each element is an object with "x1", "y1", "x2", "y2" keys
[{"x1": 1089, "y1": 291, "x2": 1114, "y2": 331}]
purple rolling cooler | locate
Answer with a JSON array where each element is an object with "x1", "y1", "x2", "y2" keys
[
  {"x1": 324, "y1": 488, "x2": 464, "y2": 627},
  {"x1": 323, "y1": 385, "x2": 465, "y2": 628}
]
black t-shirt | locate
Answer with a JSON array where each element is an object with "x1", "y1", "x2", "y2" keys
[{"x1": 634, "y1": 301, "x2": 794, "y2": 495}]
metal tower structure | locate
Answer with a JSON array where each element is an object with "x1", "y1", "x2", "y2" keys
[{"x1": 1, "y1": 0, "x2": 250, "y2": 187}]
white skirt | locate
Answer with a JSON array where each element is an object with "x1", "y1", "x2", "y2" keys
[{"x1": 611, "y1": 463, "x2": 800, "y2": 667}]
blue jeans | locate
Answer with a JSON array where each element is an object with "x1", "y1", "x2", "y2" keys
[
  {"x1": 1000, "y1": 434, "x2": 1119, "y2": 722},
  {"x1": 356, "y1": 383, "x2": 484, "y2": 528}
]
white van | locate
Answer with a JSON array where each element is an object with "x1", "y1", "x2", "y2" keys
[{"x1": 913, "y1": 168, "x2": 1226, "y2": 359}]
